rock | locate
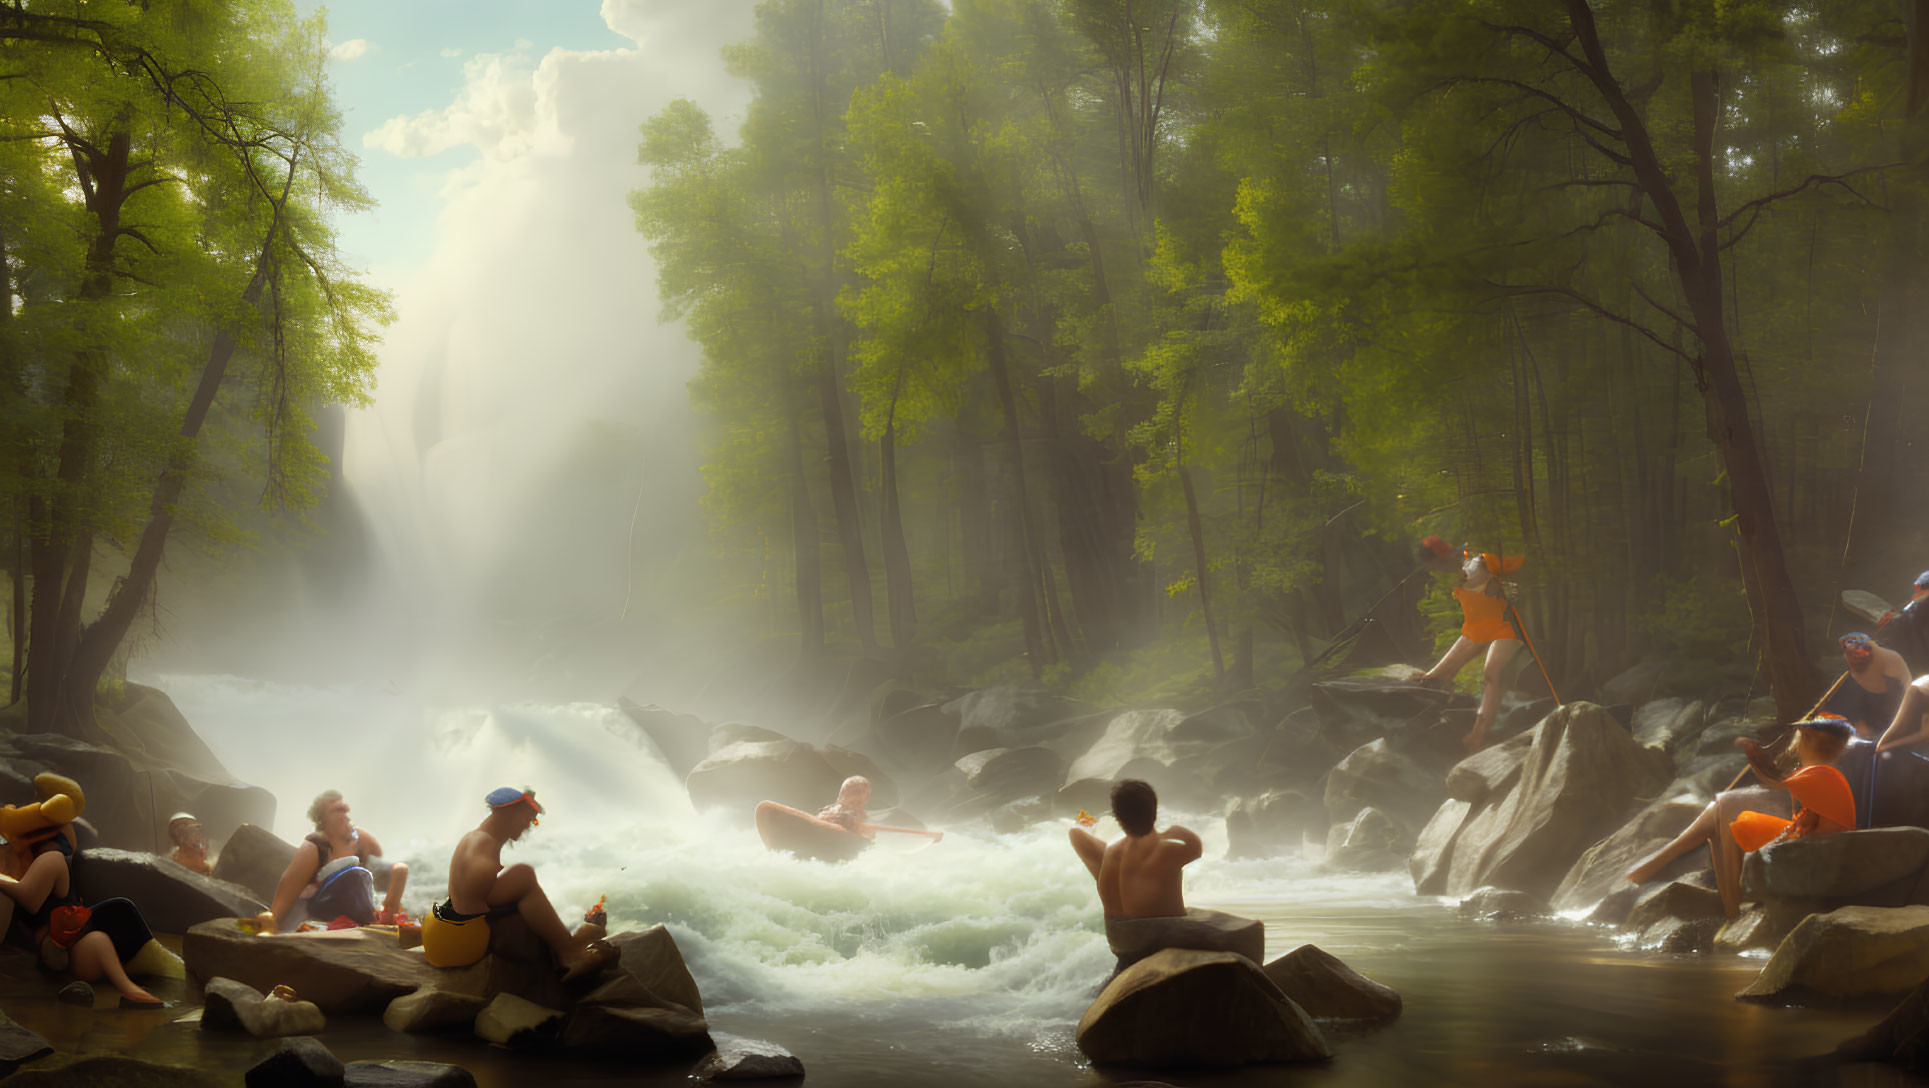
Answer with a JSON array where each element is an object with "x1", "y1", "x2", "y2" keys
[
  {"x1": 185, "y1": 921, "x2": 437, "y2": 1014},
  {"x1": 3, "y1": 1056, "x2": 224, "y2": 1087},
  {"x1": 1742, "y1": 827, "x2": 1929, "y2": 905},
  {"x1": 685, "y1": 738, "x2": 844, "y2": 816},
  {"x1": 1060, "y1": 710, "x2": 1212, "y2": 809},
  {"x1": 1837, "y1": 976, "x2": 1929, "y2": 1069},
  {"x1": 1225, "y1": 789, "x2": 1321, "y2": 859},
  {"x1": 1409, "y1": 799, "x2": 1474, "y2": 895},
  {"x1": 873, "y1": 702, "x2": 963, "y2": 775},
  {"x1": 1322, "y1": 739, "x2": 1446, "y2": 835},
  {"x1": 1548, "y1": 798, "x2": 1707, "y2": 916},
  {"x1": 1324, "y1": 807, "x2": 1408, "y2": 873},
  {"x1": 1585, "y1": 884, "x2": 1644, "y2": 927},
  {"x1": 202, "y1": 976, "x2": 327, "y2": 1037},
  {"x1": 0, "y1": 1010, "x2": 52, "y2": 1078},
  {"x1": 1076, "y1": 948, "x2": 1331, "y2": 1066},
  {"x1": 1872, "y1": 749, "x2": 1929, "y2": 830},
  {"x1": 1637, "y1": 915, "x2": 1720, "y2": 954},
  {"x1": 1456, "y1": 886, "x2": 1549, "y2": 921},
  {"x1": 474, "y1": 993, "x2": 563, "y2": 1049},
  {"x1": 246, "y1": 1037, "x2": 344, "y2": 1088},
  {"x1": 55, "y1": 981, "x2": 92, "y2": 1007},
  {"x1": 1308, "y1": 678, "x2": 1457, "y2": 752},
  {"x1": 74, "y1": 848, "x2": 265, "y2": 933},
  {"x1": 1738, "y1": 905, "x2": 1929, "y2": 1002},
  {"x1": 1695, "y1": 716, "x2": 1769, "y2": 758},
  {"x1": 210, "y1": 823, "x2": 297, "y2": 904},
  {"x1": 383, "y1": 987, "x2": 486, "y2": 1034},
  {"x1": 559, "y1": 1003, "x2": 712, "y2": 1056},
  {"x1": 1600, "y1": 660, "x2": 1669, "y2": 706},
  {"x1": 342, "y1": 1061, "x2": 478, "y2": 1088},
  {"x1": 944, "y1": 687, "x2": 1097, "y2": 749},
  {"x1": 1260, "y1": 945, "x2": 1401, "y2": 1021},
  {"x1": 951, "y1": 747, "x2": 1064, "y2": 807},
  {"x1": 694, "y1": 1033, "x2": 806, "y2": 1080},
  {"x1": 1105, "y1": 908, "x2": 1265, "y2": 973},
  {"x1": 610, "y1": 925, "x2": 705, "y2": 1016},
  {"x1": 1443, "y1": 728, "x2": 1538, "y2": 806},
  {"x1": 987, "y1": 796, "x2": 1053, "y2": 834},
  {"x1": 819, "y1": 746, "x2": 898, "y2": 807},
  {"x1": 1714, "y1": 908, "x2": 1790, "y2": 954},
  {"x1": 1632, "y1": 699, "x2": 1707, "y2": 753},
  {"x1": 1426, "y1": 702, "x2": 1674, "y2": 899},
  {"x1": 1626, "y1": 881, "x2": 1723, "y2": 932},
  {"x1": 617, "y1": 700, "x2": 712, "y2": 779}
]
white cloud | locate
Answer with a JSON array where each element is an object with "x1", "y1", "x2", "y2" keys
[
  {"x1": 441, "y1": 47, "x2": 463, "y2": 58},
  {"x1": 329, "y1": 37, "x2": 372, "y2": 62}
]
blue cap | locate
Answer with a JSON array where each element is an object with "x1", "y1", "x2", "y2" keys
[
  {"x1": 1916, "y1": 571, "x2": 1929, "y2": 589},
  {"x1": 485, "y1": 787, "x2": 542, "y2": 815}
]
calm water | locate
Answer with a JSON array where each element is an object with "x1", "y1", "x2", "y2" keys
[{"x1": 12, "y1": 673, "x2": 1911, "y2": 1087}]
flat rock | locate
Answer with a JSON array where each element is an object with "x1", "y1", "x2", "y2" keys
[
  {"x1": 1739, "y1": 905, "x2": 1929, "y2": 1002},
  {"x1": 202, "y1": 976, "x2": 327, "y2": 1037},
  {"x1": 0, "y1": 1010, "x2": 52, "y2": 1078},
  {"x1": 1322, "y1": 739, "x2": 1446, "y2": 835},
  {"x1": 695, "y1": 1033, "x2": 805, "y2": 1080},
  {"x1": 343, "y1": 1061, "x2": 478, "y2": 1088},
  {"x1": 210, "y1": 823, "x2": 297, "y2": 904},
  {"x1": 1626, "y1": 881, "x2": 1724, "y2": 932},
  {"x1": 246, "y1": 1037, "x2": 344, "y2": 1088},
  {"x1": 1742, "y1": 827, "x2": 1929, "y2": 903},
  {"x1": 1549, "y1": 798, "x2": 1707, "y2": 916},
  {"x1": 474, "y1": 993, "x2": 563, "y2": 1049},
  {"x1": 186, "y1": 922, "x2": 436, "y2": 1014},
  {"x1": 1076, "y1": 948, "x2": 1331, "y2": 1066},
  {"x1": 1261, "y1": 945, "x2": 1401, "y2": 1021},
  {"x1": 74, "y1": 848, "x2": 265, "y2": 934},
  {"x1": 383, "y1": 987, "x2": 486, "y2": 1034}
]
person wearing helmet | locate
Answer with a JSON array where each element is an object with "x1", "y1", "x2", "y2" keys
[
  {"x1": 1824, "y1": 633, "x2": 1911, "y2": 740},
  {"x1": 165, "y1": 814, "x2": 210, "y2": 876},
  {"x1": 419, "y1": 787, "x2": 616, "y2": 981}
]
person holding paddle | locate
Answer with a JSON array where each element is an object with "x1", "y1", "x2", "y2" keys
[
  {"x1": 755, "y1": 776, "x2": 942, "y2": 861},
  {"x1": 1627, "y1": 716, "x2": 1857, "y2": 919},
  {"x1": 1878, "y1": 572, "x2": 1929, "y2": 675},
  {"x1": 1825, "y1": 633, "x2": 1911, "y2": 741}
]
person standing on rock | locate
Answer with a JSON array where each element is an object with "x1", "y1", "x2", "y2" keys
[
  {"x1": 1414, "y1": 536, "x2": 1524, "y2": 751},
  {"x1": 1878, "y1": 572, "x2": 1929, "y2": 675},
  {"x1": 1626, "y1": 716, "x2": 1856, "y2": 919},
  {"x1": 263, "y1": 790, "x2": 409, "y2": 932},
  {"x1": 1070, "y1": 780, "x2": 1262, "y2": 974},
  {"x1": 420, "y1": 787, "x2": 617, "y2": 981},
  {"x1": 1824, "y1": 633, "x2": 1911, "y2": 741}
]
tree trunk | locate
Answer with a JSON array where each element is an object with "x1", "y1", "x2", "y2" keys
[
  {"x1": 1179, "y1": 462, "x2": 1225, "y2": 685},
  {"x1": 983, "y1": 308, "x2": 1048, "y2": 676},
  {"x1": 784, "y1": 372, "x2": 825, "y2": 652},
  {"x1": 878, "y1": 422, "x2": 916, "y2": 652}
]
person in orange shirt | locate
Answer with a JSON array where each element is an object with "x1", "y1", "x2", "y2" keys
[
  {"x1": 1416, "y1": 536, "x2": 1524, "y2": 750},
  {"x1": 1627, "y1": 715, "x2": 1855, "y2": 918}
]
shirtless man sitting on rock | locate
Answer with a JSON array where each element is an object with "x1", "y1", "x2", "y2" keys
[
  {"x1": 419, "y1": 787, "x2": 616, "y2": 982},
  {"x1": 1068, "y1": 779, "x2": 1261, "y2": 973}
]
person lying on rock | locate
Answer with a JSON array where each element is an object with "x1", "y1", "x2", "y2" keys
[
  {"x1": 1071, "y1": 780, "x2": 1262, "y2": 974},
  {"x1": 1826, "y1": 633, "x2": 1911, "y2": 741},
  {"x1": 420, "y1": 787, "x2": 616, "y2": 982},
  {"x1": 1627, "y1": 715, "x2": 1856, "y2": 919},
  {"x1": 1413, "y1": 536, "x2": 1525, "y2": 751},
  {"x1": 1875, "y1": 675, "x2": 1929, "y2": 753},
  {"x1": 0, "y1": 774, "x2": 182, "y2": 1008},
  {"x1": 262, "y1": 790, "x2": 410, "y2": 932},
  {"x1": 165, "y1": 813, "x2": 211, "y2": 876}
]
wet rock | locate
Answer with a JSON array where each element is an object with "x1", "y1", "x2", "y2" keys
[
  {"x1": 1626, "y1": 881, "x2": 1724, "y2": 932},
  {"x1": 1632, "y1": 699, "x2": 1707, "y2": 754},
  {"x1": 3, "y1": 1056, "x2": 224, "y2": 1087},
  {"x1": 1637, "y1": 915, "x2": 1721, "y2": 954},
  {"x1": 1226, "y1": 789, "x2": 1322, "y2": 859},
  {"x1": 202, "y1": 976, "x2": 327, "y2": 1037},
  {"x1": 686, "y1": 738, "x2": 844, "y2": 816},
  {"x1": 1457, "y1": 887, "x2": 1548, "y2": 921},
  {"x1": 0, "y1": 1010, "x2": 52, "y2": 1078},
  {"x1": 1409, "y1": 799, "x2": 1474, "y2": 895},
  {"x1": 1549, "y1": 798, "x2": 1708, "y2": 917},
  {"x1": 1585, "y1": 884, "x2": 1644, "y2": 927},
  {"x1": 186, "y1": 921, "x2": 437, "y2": 1014},
  {"x1": 1323, "y1": 739, "x2": 1445, "y2": 836},
  {"x1": 617, "y1": 700, "x2": 712, "y2": 779},
  {"x1": 55, "y1": 981, "x2": 93, "y2": 1007},
  {"x1": 1444, "y1": 729, "x2": 1538, "y2": 806},
  {"x1": 1261, "y1": 945, "x2": 1401, "y2": 1022},
  {"x1": 1076, "y1": 948, "x2": 1331, "y2": 1066},
  {"x1": 559, "y1": 1003, "x2": 711, "y2": 1056},
  {"x1": 1428, "y1": 703, "x2": 1674, "y2": 899},
  {"x1": 1837, "y1": 976, "x2": 1929, "y2": 1070},
  {"x1": 245, "y1": 1037, "x2": 344, "y2": 1088},
  {"x1": 1324, "y1": 807, "x2": 1408, "y2": 873},
  {"x1": 74, "y1": 848, "x2": 265, "y2": 933},
  {"x1": 1714, "y1": 907, "x2": 1798, "y2": 954},
  {"x1": 1308, "y1": 678, "x2": 1456, "y2": 752},
  {"x1": 610, "y1": 926, "x2": 705, "y2": 1016},
  {"x1": 474, "y1": 993, "x2": 563, "y2": 1049},
  {"x1": 342, "y1": 1060, "x2": 478, "y2": 1088},
  {"x1": 1742, "y1": 827, "x2": 1929, "y2": 906},
  {"x1": 694, "y1": 1033, "x2": 805, "y2": 1080},
  {"x1": 1105, "y1": 909, "x2": 1265, "y2": 973},
  {"x1": 382, "y1": 987, "x2": 486, "y2": 1034},
  {"x1": 1738, "y1": 905, "x2": 1929, "y2": 1002},
  {"x1": 210, "y1": 822, "x2": 297, "y2": 904}
]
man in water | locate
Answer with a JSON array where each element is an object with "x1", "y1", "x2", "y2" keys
[
  {"x1": 813, "y1": 776, "x2": 875, "y2": 840},
  {"x1": 1069, "y1": 780, "x2": 1259, "y2": 973},
  {"x1": 420, "y1": 787, "x2": 616, "y2": 980},
  {"x1": 1879, "y1": 571, "x2": 1929, "y2": 675},
  {"x1": 1825, "y1": 633, "x2": 1912, "y2": 740}
]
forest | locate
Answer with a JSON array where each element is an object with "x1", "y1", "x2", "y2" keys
[{"x1": 632, "y1": 0, "x2": 1929, "y2": 720}]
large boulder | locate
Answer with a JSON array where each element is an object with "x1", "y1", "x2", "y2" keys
[
  {"x1": 1076, "y1": 948, "x2": 1331, "y2": 1066},
  {"x1": 210, "y1": 823, "x2": 297, "y2": 904},
  {"x1": 1425, "y1": 702, "x2": 1673, "y2": 899},
  {"x1": 616, "y1": 700, "x2": 711, "y2": 779},
  {"x1": 685, "y1": 738, "x2": 844, "y2": 815},
  {"x1": 1737, "y1": 905, "x2": 1929, "y2": 1002},
  {"x1": 1261, "y1": 945, "x2": 1401, "y2": 1021},
  {"x1": 1323, "y1": 807, "x2": 1407, "y2": 873},
  {"x1": 73, "y1": 848, "x2": 265, "y2": 933},
  {"x1": 1742, "y1": 827, "x2": 1929, "y2": 907},
  {"x1": 1599, "y1": 660, "x2": 1669, "y2": 706},
  {"x1": 1444, "y1": 728, "x2": 1538, "y2": 806},
  {"x1": 944, "y1": 687, "x2": 1098, "y2": 753},
  {"x1": 1872, "y1": 749, "x2": 1929, "y2": 831},
  {"x1": 186, "y1": 923, "x2": 439, "y2": 1013},
  {"x1": 1308, "y1": 678, "x2": 1457, "y2": 752},
  {"x1": 1322, "y1": 739, "x2": 1445, "y2": 836},
  {"x1": 872, "y1": 702, "x2": 963, "y2": 776},
  {"x1": 609, "y1": 926, "x2": 705, "y2": 1016},
  {"x1": 1226, "y1": 789, "x2": 1323, "y2": 859},
  {"x1": 1409, "y1": 799, "x2": 1474, "y2": 894},
  {"x1": 1548, "y1": 798, "x2": 1708, "y2": 916}
]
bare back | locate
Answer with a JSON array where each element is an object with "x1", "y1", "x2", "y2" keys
[
  {"x1": 448, "y1": 828, "x2": 506, "y2": 915},
  {"x1": 1096, "y1": 829, "x2": 1198, "y2": 919}
]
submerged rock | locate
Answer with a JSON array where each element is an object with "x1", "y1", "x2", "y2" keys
[
  {"x1": 559, "y1": 1003, "x2": 711, "y2": 1056},
  {"x1": 1625, "y1": 881, "x2": 1723, "y2": 933},
  {"x1": 1635, "y1": 915, "x2": 1721, "y2": 954},
  {"x1": 1261, "y1": 945, "x2": 1401, "y2": 1022},
  {"x1": 74, "y1": 848, "x2": 265, "y2": 934},
  {"x1": 3, "y1": 1056, "x2": 225, "y2": 1087},
  {"x1": 694, "y1": 1034, "x2": 805, "y2": 1080},
  {"x1": 1076, "y1": 948, "x2": 1331, "y2": 1066},
  {"x1": 1738, "y1": 905, "x2": 1929, "y2": 1002}
]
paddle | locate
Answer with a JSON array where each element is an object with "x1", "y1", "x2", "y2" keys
[
  {"x1": 1720, "y1": 670, "x2": 1852, "y2": 793},
  {"x1": 865, "y1": 823, "x2": 943, "y2": 842}
]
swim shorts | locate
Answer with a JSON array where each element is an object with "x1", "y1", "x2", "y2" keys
[{"x1": 421, "y1": 899, "x2": 490, "y2": 968}]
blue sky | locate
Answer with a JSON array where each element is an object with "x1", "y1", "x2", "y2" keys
[{"x1": 301, "y1": 0, "x2": 635, "y2": 272}]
